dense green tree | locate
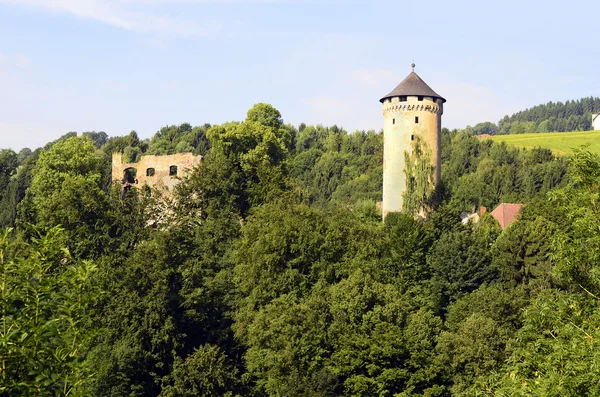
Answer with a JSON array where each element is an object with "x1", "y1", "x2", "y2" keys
[
  {"x1": 159, "y1": 345, "x2": 239, "y2": 397},
  {"x1": 245, "y1": 102, "x2": 284, "y2": 130},
  {"x1": 242, "y1": 271, "x2": 446, "y2": 397},
  {"x1": 427, "y1": 215, "x2": 501, "y2": 313},
  {"x1": 497, "y1": 97, "x2": 600, "y2": 134},
  {"x1": 0, "y1": 227, "x2": 98, "y2": 396},
  {"x1": 476, "y1": 290, "x2": 600, "y2": 396},
  {"x1": 17, "y1": 136, "x2": 110, "y2": 259},
  {"x1": 0, "y1": 101, "x2": 595, "y2": 397},
  {"x1": 82, "y1": 131, "x2": 108, "y2": 148},
  {"x1": 491, "y1": 215, "x2": 559, "y2": 289},
  {"x1": 437, "y1": 284, "x2": 529, "y2": 395}
]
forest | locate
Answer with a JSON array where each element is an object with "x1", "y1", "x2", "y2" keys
[
  {"x1": 464, "y1": 96, "x2": 600, "y2": 135},
  {"x1": 1, "y1": 102, "x2": 600, "y2": 396}
]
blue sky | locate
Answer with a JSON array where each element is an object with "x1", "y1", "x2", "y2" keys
[{"x1": 0, "y1": 0, "x2": 599, "y2": 150}]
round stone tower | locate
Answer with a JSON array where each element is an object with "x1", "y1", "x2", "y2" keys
[{"x1": 380, "y1": 64, "x2": 445, "y2": 218}]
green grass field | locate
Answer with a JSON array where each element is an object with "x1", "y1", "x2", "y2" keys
[{"x1": 488, "y1": 130, "x2": 600, "y2": 155}]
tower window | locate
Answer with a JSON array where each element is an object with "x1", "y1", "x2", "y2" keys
[
  {"x1": 415, "y1": 117, "x2": 419, "y2": 123},
  {"x1": 146, "y1": 168, "x2": 155, "y2": 177},
  {"x1": 399, "y1": 96, "x2": 407, "y2": 102},
  {"x1": 418, "y1": 96, "x2": 424, "y2": 101},
  {"x1": 169, "y1": 165, "x2": 178, "y2": 176},
  {"x1": 392, "y1": 118, "x2": 395, "y2": 124},
  {"x1": 411, "y1": 134, "x2": 414, "y2": 141}
]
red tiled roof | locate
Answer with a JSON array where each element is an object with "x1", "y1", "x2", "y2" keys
[{"x1": 490, "y1": 203, "x2": 523, "y2": 230}]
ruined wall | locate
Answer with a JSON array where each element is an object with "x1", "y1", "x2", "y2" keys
[
  {"x1": 381, "y1": 95, "x2": 443, "y2": 218},
  {"x1": 112, "y1": 152, "x2": 202, "y2": 193}
]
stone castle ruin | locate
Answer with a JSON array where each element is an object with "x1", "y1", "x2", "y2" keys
[{"x1": 112, "y1": 152, "x2": 202, "y2": 193}]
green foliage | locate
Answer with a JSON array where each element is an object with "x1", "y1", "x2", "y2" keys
[
  {"x1": 0, "y1": 150, "x2": 19, "y2": 228},
  {"x1": 1, "y1": 103, "x2": 598, "y2": 397},
  {"x1": 443, "y1": 132, "x2": 567, "y2": 210},
  {"x1": 0, "y1": 227, "x2": 98, "y2": 396},
  {"x1": 385, "y1": 212, "x2": 433, "y2": 287},
  {"x1": 245, "y1": 102, "x2": 283, "y2": 130},
  {"x1": 0, "y1": 149, "x2": 38, "y2": 228},
  {"x1": 91, "y1": 231, "x2": 187, "y2": 396},
  {"x1": 466, "y1": 121, "x2": 499, "y2": 136},
  {"x1": 289, "y1": 127, "x2": 383, "y2": 208},
  {"x1": 491, "y1": 215, "x2": 558, "y2": 288},
  {"x1": 546, "y1": 147, "x2": 600, "y2": 295},
  {"x1": 198, "y1": 106, "x2": 292, "y2": 214},
  {"x1": 437, "y1": 284, "x2": 529, "y2": 395},
  {"x1": 498, "y1": 97, "x2": 600, "y2": 134},
  {"x1": 17, "y1": 136, "x2": 111, "y2": 259},
  {"x1": 427, "y1": 217, "x2": 501, "y2": 312},
  {"x1": 147, "y1": 124, "x2": 211, "y2": 156},
  {"x1": 476, "y1": 291, "x2": 600, "y2": 396},
  {"x1": 242, "y1": 271, "x2": 446, "y2": 397},
  {"x1": 159, "y1": 345, "x2": 239, "y2": 397},
  {"x1": 404, "y1": 136, "x2": 435, "y2": 214},
  {"x1": 81, "y1": 131, "x2": 108, "y2": 148}
]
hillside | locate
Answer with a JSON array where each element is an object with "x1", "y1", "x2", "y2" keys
[
  {"x1": 487, "y1": 130, "x2": 600, "y2": 155},
  {"x1": 497, "y1": 97, "x2": 600, "y2": 134}
]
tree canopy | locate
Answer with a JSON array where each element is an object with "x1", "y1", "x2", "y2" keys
[{"x1": 1, "y1": 102, "x2": 597, "y2": 397}]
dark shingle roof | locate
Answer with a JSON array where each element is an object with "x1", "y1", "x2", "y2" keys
[{"x1": 380, "y1": 71, "x2": 446, "y2": 103}]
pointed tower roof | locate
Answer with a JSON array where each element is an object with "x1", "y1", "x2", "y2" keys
[{"x1": 380, "y1": 64, "x2": 446, "y2": 103}]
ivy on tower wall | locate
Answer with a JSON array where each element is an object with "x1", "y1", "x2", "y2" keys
[{"x1": 403, "y1": 135, "x2": 435, "y2": 215}]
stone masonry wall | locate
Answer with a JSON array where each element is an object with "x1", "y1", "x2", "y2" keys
[
  {"x1": 112, "y1": 152, "x2": 202, "y2": 193},
  {"x1": 381, "y1": 95, "x2": 442, "y2": 218}
]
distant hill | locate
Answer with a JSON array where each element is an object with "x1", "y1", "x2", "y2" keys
[
  {"x1": 486, "y1": 130, "x2": 600, "y2": 155},
  {"x1": 497, "y1": 97, "x2": 600, "y2": 134}
]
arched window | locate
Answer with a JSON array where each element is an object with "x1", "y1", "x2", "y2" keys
[
  {"x1": 169, "y1": 165, "x2": 178, "y2": 176},
  {"x1": 123, "y1": 167, "x2": 136, "y2": 184},
  {"x1": 146, "y1": 168, "x2": 155, "y2": 177}
]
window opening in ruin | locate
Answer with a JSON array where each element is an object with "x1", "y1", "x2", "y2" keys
[
  {"x1": 418, "y1": 96, "x2": 423, "y2": 101},
  {"x1": 169, "y1": 165, "x2": 178, "y2": 176},
  {"x1": 415, "y1": 117, "x2": 419, "y2": 123},
  {"x1": 411, "y1": 134, "x2": 414, "y2": 141},
  {"x1": 392, "y1": 118, "x2": 395, "y2": 124},
  {"x1": 123, "y1": 167, "x2": 136, "y2": 184},
  {"x1": 399, "y1": 96, "x2": 407, "y2": 102},
  {"x1": 146, "y1": 168, "x2": 155, "y2": 177}
]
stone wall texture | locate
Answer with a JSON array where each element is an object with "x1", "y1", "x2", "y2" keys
[
  {"x1": 382, "y1": 95, "x2": 442, "y2": 218},
  {"x1": 112, "y1": 152, "x2": 202, "y2": 193}
]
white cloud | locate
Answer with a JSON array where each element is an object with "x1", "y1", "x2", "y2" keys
[{"x1": 0, "y1": 0, "x2": 226, "y2": 38}]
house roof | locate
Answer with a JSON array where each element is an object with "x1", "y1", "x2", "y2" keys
[
  {"x1": 380, "y1": 66, "x2": 446, "y2": 103},
  {"x1": 490, "y1": 203, "x2": 523, "y2": 230}
]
